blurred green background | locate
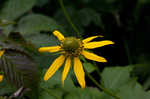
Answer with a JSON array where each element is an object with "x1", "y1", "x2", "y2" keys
[{"x1": 0, "y1": 0, "x2": 150, "y2": 99}]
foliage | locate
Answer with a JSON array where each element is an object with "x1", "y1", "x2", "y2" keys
[{"x1": 0, "y1": 0, "x2": 150, "y2": 98}]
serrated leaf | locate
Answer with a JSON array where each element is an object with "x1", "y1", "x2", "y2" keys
[
  {"x1": 101, "y1": 66, "x2": 133, "y2": 91},
  {"x1": 16, "y1": 14, "x2": 63, "y2": 36},
  {"x1": 0, "y1": 0, "x2": 37, "y2": 20},
  {"x1": 118, "y1": 79, "x2": 150, "y2": 99}
]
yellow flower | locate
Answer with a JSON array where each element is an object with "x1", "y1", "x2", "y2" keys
[
  {"x1": 39, "y1": 30, "x2": 114, "y2": 88},
  {"x1": 0, "y1": 75, "x2": 3, "y2": 82},
  {"x1": 0, "y1": 50, "x2": 5, "y2": 58},
  {"x1": 0, "y1": 50, "x2": 5, "y2": 82}
]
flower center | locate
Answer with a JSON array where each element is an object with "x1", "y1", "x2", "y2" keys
[{"x1": 62, "y1": 37, "x2": 81, "y2": 54}]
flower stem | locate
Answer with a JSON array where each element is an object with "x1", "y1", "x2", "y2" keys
[
  {"x1": 41, "y1": 87, "x2": 60, "y2": 99},
  {"x1": 85, "y1": 70, "x2": 120, "y2": 99},
  {"x1": 57, "y1": 0, "x2": 81, "y2": 37},
  {"x1": 123, "y1": 40, "x2": 132, "y2": 65}
]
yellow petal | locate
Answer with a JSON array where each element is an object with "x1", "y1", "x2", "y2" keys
[
  {"x1": 82, "y1": 50, "x2": 107, "y2": 62},
  {"x1": 74, "y1": 57, "x2": 85, "y2": 88},
  {"x1": 82, "y1": 35, "x2": 103, "y2": 44},
  {"x1": 0, "y1": 50, "x2": 5, "y2": 58},
  {"x1": 62, "y1": 56, "x2": 71, "y2": 86},
  {"x1": 38, "y1": 46, "x2": 61, "y2": 53},
  {"x1": 0, "y1": 75, "x2": 3, "y2": 82},
  {"x1": 84, "y1": 40, "x2": 114, "y2": 49},
  {"x1": 53, "y1": 30, "x2": 65, "y2": 41},
  {"x1": 44, "y1": 55, "x2": 65, "y2": 81}
]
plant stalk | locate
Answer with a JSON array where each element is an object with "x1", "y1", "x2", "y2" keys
[{"x1": 58, "y1": 0, "x2": 81, "y2": 37}]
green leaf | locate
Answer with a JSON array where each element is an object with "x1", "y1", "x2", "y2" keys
[
  {"x1": 0, "y1": 80, "x2": 16, "y2": 95},
  {"x1": 118, "y1": 79, "x2": 150, "y2": 99},
  {"x1": 40, "y1": 69, "x2": 75, "y2": 99},
  {"x1": 40, "y1": 69, "x2": 75, "y2": 89},
  {"x1": 101, "y1": 66, "x2": 133, "y2": 91},
  {"x1": 16, "y1": 14, "x2": 64, "y2": 36},
  {"x1": 40, "y1": 87, "x2": 64, "y2": 99},
  {"x1": 26, "y1": 33, "x2": 60, "y2": 68},
  {"x1": 100, "y1": 66, "x2": 150, "y2": 99},
  {"x1": 39, "y1": 90, "x2": 58, "y2": 99},
  {"x1": 26, "y1": 34, "x2": 59, "y2": 48},
  {"x1": 83, "y1": 62, "x2": 96, "y2": 73},
  {"x1": 0, "y1": 0, "x2": 37, "y2": 20},
  {"x1": 143, "y1": 77, "x2": 150, "y2": 90},
  {"x1": 64, "y1": 87, "x2": 103, "y2": 99},
  {"x1": 0, "y1": 25, "x2": 14, "y2": 36}
]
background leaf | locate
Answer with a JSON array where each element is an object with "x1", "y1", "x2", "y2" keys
[
  {"x1": 101, "y1": 66, "x2": 133, "y2": 91},
  {"x1": 15, "y1": 14, "x2": 64, "y2": 36},
  {"x1": 118, "y1": 79, "x2": 150, "y2": 99},
  {"x1": 0, "y1": 49, "x2": 39, "y2": 98},
  {"x1": 0, "y1": 80, "x2": 16, "y2": 96},
  {"x1": 0, "y1": 0, "x2": 37, "y2": 20},
  {"x1": 26, "y1": 34, "x2": 59, "y2": 48},
  {"x1": 83, "y1": 62, "x2": 96, "y2": 73}
]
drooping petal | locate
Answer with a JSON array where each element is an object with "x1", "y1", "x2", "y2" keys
[
  {"x1": 82, "y1": 35, "x2": 103, "y2": 44},
  {"x1": 84, "y1": 40, "x2": 114, "y2": 49},
  {"x1": 53, "y1": 30, "x2": 65, "y2": 41},
  {"x1": 0, "y1": 50, "x2": 5, "y2": 58},
  {"x1": 82, "y1": 50, "x2": 107, "y2": 62},
  {"x1": 62, "y1": 56, "x2": 71, "y2": 86},
  {"x1": 44, "y1": 55, "x2": 65, "y2": 81},
  {"x1": 0, "y1": 75, "x2": 3, "y2": 82},
  {"x1": 38, "y1": 46, "x2": 61, "y2": 53},
  {"x1": 74, "y1": 57, "x2": 85, "y2": 88}
]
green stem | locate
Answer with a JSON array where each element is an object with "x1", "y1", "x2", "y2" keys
[
  {"x1": 41, "y1": 87, "x2": 60, "y2": 99},
  {"x1": 57, "y1": 0, "x2": 81, "y2": 37},
  {"x1": 123, "y1": 40, "x2": 132, "y2": 65},
  {"x1": 57, "y1": 1, "x2": 120, "y2": 98},
  {"x1": 92, "y1": 61, "x2": 102, "y2": 77},
  {"x1": 85, "y1": 70, "x2": 120, "y2": 99}
]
